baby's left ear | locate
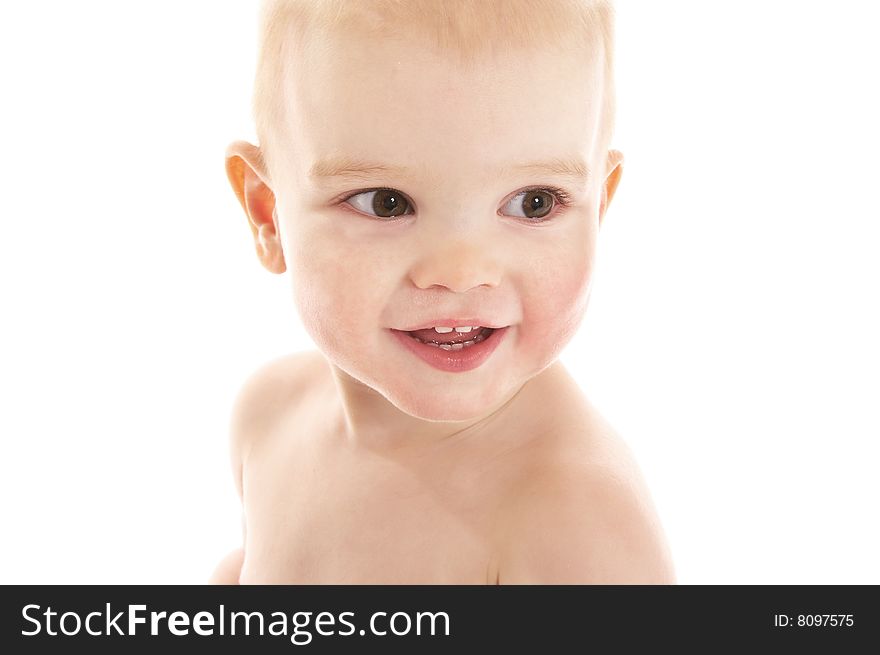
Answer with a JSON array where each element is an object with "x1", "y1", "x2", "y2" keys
[{"x1": 599, "y1": 149, "x2": 624, "y2": 226}]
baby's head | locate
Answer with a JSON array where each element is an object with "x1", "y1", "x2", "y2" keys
[{"x1": 227, "y1": 0, "x2": 623, "y2": 423}]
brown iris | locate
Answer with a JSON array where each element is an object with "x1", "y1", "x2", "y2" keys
[
  {"x1": 522, "y1": 190, "x2": 554, "y2": 219},
  {"x1": 372, "y1": 190, "x2": 409, "y2": 218}
]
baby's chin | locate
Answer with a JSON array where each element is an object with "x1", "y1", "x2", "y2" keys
[{"x1": 381, "y1": 380, "x2": 516, "y2": 423}]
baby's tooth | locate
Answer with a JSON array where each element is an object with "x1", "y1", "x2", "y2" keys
[
  {"x1": 453, "y1": 326, "x2": 474, "y2": 333},
  {"x1": 434, "y1": 326, "x2": 454, "y2": 333}
]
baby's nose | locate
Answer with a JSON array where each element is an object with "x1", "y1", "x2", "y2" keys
[{"x1": 409, "y1": 233, "x2": 503, "y2": 293}]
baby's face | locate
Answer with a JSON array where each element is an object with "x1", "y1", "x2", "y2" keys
[{"x1": 268, "y1": 28, "x2": 621, "y2": 421}]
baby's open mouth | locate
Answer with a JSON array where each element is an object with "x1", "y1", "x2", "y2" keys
[{"x1": 404, "y1": 326, "x2": 495, "y2": 350}]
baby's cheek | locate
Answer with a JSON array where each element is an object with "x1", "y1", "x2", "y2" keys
[
  {"x1": 288, "y1": 234, "x2": 386, "y2": 347},
  {"x1": 521, "y1": 244, "x2": 595, "y2": 363}
]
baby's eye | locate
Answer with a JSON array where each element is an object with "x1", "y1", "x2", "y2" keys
[
  {"x1": 345, "y1": 189, "x2": 412, "y2": 219},
  {"x1": 501, "y1": 189, "x2": 564, "y2": 221}
]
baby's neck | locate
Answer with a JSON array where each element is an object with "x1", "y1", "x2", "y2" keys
[{"x1": 320, "y1": 359, "x2": 567, "y2": 465}]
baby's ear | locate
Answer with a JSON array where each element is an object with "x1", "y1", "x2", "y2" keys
[
  {"x1": 225, "y1": 141, "x2": 286, "y2": 274},
  {"x1": 598, "y1": 149, "x2": 624, "y2": 228}
]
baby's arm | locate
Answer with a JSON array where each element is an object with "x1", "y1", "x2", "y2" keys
[
  {"x1": 497, "y1": 465, "x2": 676, "y2": 584},
  {"x1": 206, "y1": 352, "x2": 316, "y2": 584},
  {"x1": 207, "y1": 425, "x2": 247, "y2": 584},
  {"x1": 207, "y1": 363, "x2": 264, "y2": 585},
  {"x1": 208, "y1": 544, "x2": 245, "y2": 584}
]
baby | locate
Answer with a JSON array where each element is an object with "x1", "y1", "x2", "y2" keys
[{"x1": 210, "y1": 0, "x2": 675, "y2": 584}]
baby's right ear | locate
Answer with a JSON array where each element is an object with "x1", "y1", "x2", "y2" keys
[{"x1": 225, "y1": 141, "x2": 286, "y2": 274}]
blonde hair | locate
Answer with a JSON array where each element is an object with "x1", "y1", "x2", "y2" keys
[{"x1": 252, "y1": 0, "x2": 616, "y2": 183}]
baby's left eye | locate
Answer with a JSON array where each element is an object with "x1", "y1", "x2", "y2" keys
[{"x1": 501, "y1": 189, "x2": 566, "y2": 221}]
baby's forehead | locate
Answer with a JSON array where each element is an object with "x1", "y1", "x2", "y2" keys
[
  {"x1": 273, "y1": 0, "x2": 607, "y2": 57},
  {"x1": 285, "y1": 49, "x2": 599, "y2": 188},
  {"x1": 289, "y1": 3, "x2": 604, "y2": 74},
  {"x1": 256, "y1": 0, "x2": 615, "y2": 177},
  {"x1": 280, "y1": 13, "x2": 607, "y2": 132}
]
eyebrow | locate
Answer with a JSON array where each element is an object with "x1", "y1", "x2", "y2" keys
[{"x1": 308, "y1": 155, "x2": 591, "y2": 184}]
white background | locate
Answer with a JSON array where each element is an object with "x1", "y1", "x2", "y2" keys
[{"x1": 1, "y1": 1, "x2": 877, "y2": 584}]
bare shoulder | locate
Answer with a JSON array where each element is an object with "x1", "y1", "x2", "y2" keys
[
  {"x1": 495, "y1": 408, "x2": 676, "y2": 584},
  {"x1": 227, "y1": 350, "x2": 326, "y2": 499},
  {"x1": 230, "y1": 350, "x2": 324, "y2": 431}
]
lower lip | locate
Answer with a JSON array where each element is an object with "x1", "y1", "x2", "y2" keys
[{"x1": 390, "y1": 327, "x2": 509, "y2": 373}]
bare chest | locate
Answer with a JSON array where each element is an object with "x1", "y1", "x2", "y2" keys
[{"x1": 239, "y1": 435, "x2": 503, "y2": 584}]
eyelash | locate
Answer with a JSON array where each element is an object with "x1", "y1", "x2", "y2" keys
[{"x1": 337, "y1": 185, "x2": 574, "y2": 223}]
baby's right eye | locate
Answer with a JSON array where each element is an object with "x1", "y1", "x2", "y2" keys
[{"x1": 344, "y1": 188, "x2": 413, "y2": 219}]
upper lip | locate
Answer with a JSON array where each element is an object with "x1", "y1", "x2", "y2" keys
[{"x1": 396, "y1": 319, "x2": 508, "y2": 331}]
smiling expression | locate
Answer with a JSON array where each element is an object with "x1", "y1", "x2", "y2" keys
[{"x1": 262, "y1": 25, "x2": 620, "y2": 421}]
